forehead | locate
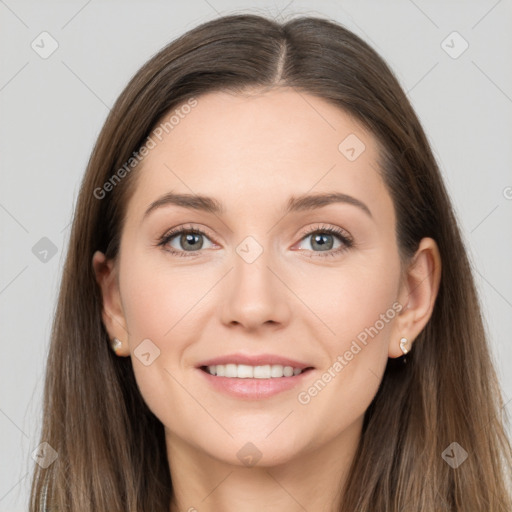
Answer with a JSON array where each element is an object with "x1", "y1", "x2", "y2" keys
[{"x1": 127, "y1": 87, "x2": 392, "y2": 222}]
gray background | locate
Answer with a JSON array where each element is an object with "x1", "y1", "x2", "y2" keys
[{"x1": 1, "y1": 1, "x2": 511, "y2": 509}]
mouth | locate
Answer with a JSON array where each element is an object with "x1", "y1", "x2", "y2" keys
[{"x1": 196, "y1": 363, "x2": 315, "y2": 400}]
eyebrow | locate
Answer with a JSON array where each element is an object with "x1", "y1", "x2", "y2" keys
[{"x1": 142, "y1": 191, "x2": 373, "y2": 220}]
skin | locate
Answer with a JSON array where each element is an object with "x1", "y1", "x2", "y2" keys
[{"x1": 93, "y1": 87, "x2": 441, "y2": 512}]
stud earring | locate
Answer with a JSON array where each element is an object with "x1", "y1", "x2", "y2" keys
[
  {"x1": 110, "y1": 337, "x2": 122, "y2": 354},
  {"x1": 399, "y1": 337, "x2": 409, "y2": 355}
]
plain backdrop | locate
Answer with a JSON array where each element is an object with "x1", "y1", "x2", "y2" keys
[{"x1": 1, "y1": 1, "x2": 511, "y2": 510}]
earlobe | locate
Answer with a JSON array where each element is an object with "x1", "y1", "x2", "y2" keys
[
  {"x1": 389, "y1": 237, "x2": 442, "y2": 358},
  {"x1": 92, "y1": 250, "x2": 130, "y2": 356}
]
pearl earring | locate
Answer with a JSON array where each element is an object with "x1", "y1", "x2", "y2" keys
[
  {"x1": 399, "y1": 337, "x2": 408, "y2": 355},
  {"x1": 111, "y1": 337, "x2": 122, "y2": 353}
]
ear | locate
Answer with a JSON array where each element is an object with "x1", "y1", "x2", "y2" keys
[
  {"x1": 388, "y1": 237, "x2": 442, "y2": 358},
  {"x1": 92, "y1": 250, "x2": 130, "y2": 357}
]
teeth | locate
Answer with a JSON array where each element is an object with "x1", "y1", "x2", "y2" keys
[{"x1": 205, "y1": 364, "x2": 305, "y2": 378}]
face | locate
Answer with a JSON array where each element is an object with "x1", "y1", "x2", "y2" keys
[{"x1": 96, "y1": 87, "x2": 412, "y2": 468}]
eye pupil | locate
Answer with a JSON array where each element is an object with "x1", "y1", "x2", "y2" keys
[
  {"x1": 181, "y1": 232, "x2": 203, "y2": 250},
  {"x1": 311, "y1": 233, "x2": 333, "y2": 251}
]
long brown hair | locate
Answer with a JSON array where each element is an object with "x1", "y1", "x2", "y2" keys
[{"x1": 30, "y1": 13, "x2": 512, "y2": 511}]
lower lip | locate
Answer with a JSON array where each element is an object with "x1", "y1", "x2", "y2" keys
[{"x1": 197, "y1": 367, "x2": 314, "y2": 400}]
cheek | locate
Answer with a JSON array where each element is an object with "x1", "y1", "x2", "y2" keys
[
  {"x1": 118, "y1": 254, "x2": 204, "y2": 424},
  {"x1": 300, "y1": 252, "x2": 400, "y2": 354},
  {"x1": 120, "y1": 249, "x2": 204, "y2": 343},
  {"x1": 297, "y1": 256, "x2": 400, "y2": 428}
]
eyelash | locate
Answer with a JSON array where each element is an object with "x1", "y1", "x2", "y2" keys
[{"x1": 156, "y1": 223, "x2": 354, "y2": 259}]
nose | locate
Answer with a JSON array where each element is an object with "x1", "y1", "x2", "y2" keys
[{"x1": 220, "y1": 243, "x2": 292, "y2": 332}]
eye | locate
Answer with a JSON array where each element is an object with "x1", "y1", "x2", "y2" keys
[
  {"x1": 157, "y1": 225, "x2": 215, "y2": 257},
  {"x1": 156, "y1": 223, "x2": 353, "y2": 259},
  {"x1": 295, "y1": 224, "x2": 353, "y2": 258}
]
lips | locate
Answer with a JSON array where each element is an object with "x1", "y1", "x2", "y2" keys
[
  {"x1": 194, "y1": 353, "x2": 315, "y2": 399},
  {"x1": 197, "y1": 361, "x2": 315, "y2": 400}
]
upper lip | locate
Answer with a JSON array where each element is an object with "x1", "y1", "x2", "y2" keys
[{"x1": 197, "y1": 353, "x2": 314, "y2": 370}]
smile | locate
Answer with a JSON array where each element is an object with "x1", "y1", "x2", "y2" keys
[{"x1": 197, "y1": 365, "x2": 315, "y2": 400}]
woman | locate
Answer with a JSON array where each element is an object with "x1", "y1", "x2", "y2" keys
[{"x1": 30, "y1": 13, "x2": 512, "y2": 511}]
